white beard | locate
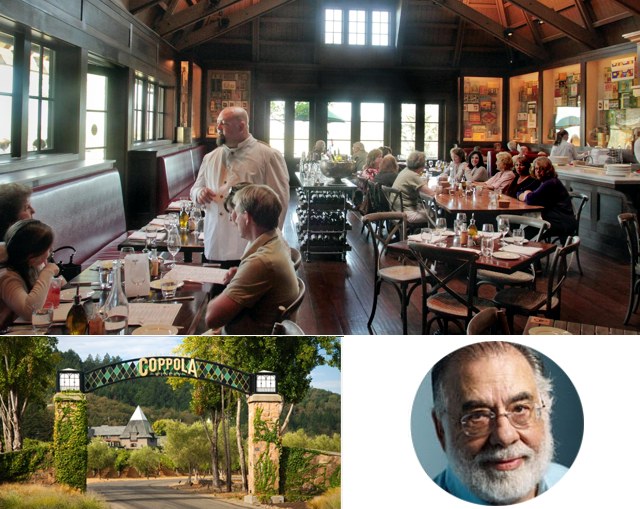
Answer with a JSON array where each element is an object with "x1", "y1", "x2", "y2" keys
[{"x1": 446, "y1": 423, "x2": 555, "y2": 505}]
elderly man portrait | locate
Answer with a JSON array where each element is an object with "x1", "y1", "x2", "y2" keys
[
  {"x1": 205, "y1": 184, "x2": 298, "y2": 334},
  {"x1": 430, "y1": 341, "x2": 569, "y2": 505},
  {"x1": 190, "y1": 106, "x2": 290, "y2": 267}
]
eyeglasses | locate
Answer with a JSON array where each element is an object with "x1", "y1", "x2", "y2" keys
[{"x1": 460, "y1": 402, "x2": 545, "y2": 437}]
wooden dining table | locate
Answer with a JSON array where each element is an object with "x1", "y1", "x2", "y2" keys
[
  {"x1": 39, "y1": 261, "x2": 212, "y2": 335},
  {"x1": 524, "y1": 315, "x2": 639, "y2": 335},
  {"x1": 389, "y1": 235, "x2": 557, "y2": 275}
]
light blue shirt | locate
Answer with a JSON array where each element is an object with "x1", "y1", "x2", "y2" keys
[{"x1": 433, "y1": 462, "x2": 569, "y2": 505}]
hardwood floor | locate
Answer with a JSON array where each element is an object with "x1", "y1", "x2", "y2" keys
[{"x1": 282, "y1": 191, "x2": 638, "y2": 335}]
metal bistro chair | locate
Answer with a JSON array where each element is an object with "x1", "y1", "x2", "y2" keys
[
  {"x1": 545, "y1": 192, "x2": 588, "y2": 275},
  {"x1": 409, "y1": 242, "x2": 496, "y2": 334},
  {"x1": 362, "y1": 211, "x2": 426, "y2": 335},
  {"x1": 272, "y1": 320, "x2": 306, "y2": 335},
  {"x1": 290, "y1": 247, "x2": 302, "y2": 271},
  {"x1": 494, "y1": 236, "x2": 580, "y2": 332},
  {"x1": 476, "y1": 214, "x2": 551, "y2": 293},
  {"x1": 381, "y1": 185, "x2": 431, "y2": 234},
  {"x1": 362, "y1": 180, "x2": 389, "y2": 240},
  {"x1": 466, "y1": 307, "x2": 511, "y2": 335},
  {"x1": 276, "y1": 277, "x2": 306, "y2": 322},
  {"x1": 618, "y1": 213, "x2": 640, "y2": 325}
]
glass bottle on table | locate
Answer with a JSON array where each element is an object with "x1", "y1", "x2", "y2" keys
[
  {"x1": 179, "y1": 202, "x2": 190, "y2": 231},
  {"x1": 101, "y1": 260, "x2": 129, "y2": 335},
  {"x1": 468, "y1": 213, "x2": 478, "y2": 240},
  {"x1": 66, "y1": 286, "x2": 88, "y2": 335}
]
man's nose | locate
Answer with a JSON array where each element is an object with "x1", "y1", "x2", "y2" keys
[{"x1": 488, "y1": 414, "x2": 520, "y2": 447}]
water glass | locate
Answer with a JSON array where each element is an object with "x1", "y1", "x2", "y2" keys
[
  {"x1": 160, "y1": 279, "x2": 178, "y2": 299},
  {"x1": 481, "y1": 236, "x2": 494, "y2": 258},
  {"x1": 44, "y1": 276, "x2": 61, "y2": 309},
  {"x1": 98, "y1": 266, "x2": 113, "y2": 290},
  {"x1": 512, "y1": 228, "x2": 525, "y2": 245},
  {"x1": 120, "y1": 247, "x2": 135, "y2": 259},
  {"x1": 420, "y1": 228, "x2": 432, "y2": 243},
  {"x1": 145, "y1": 226, "x2": 158, "y2": 248},
  {"x1": 489, "y1": 191, "x2": 498, "y2": 207},
  {"x1": 32, "y1": 306, "x2": 53, "y2": 334},
  {"x1": 481, "y1": 224, "x2": 495, "y2": 236}
]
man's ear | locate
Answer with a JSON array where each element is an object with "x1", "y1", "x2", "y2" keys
[{"x1": 432, "y1": 410, "x2": 446, "y2": 451}]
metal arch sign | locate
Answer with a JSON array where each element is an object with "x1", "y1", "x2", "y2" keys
[{"x1": 82, "y1": 356, "x2": 256, "y2": 394}]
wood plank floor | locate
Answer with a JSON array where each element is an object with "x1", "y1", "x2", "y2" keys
[{"x1": 282, "y1": 191, "x2": 638, "y2": 335}]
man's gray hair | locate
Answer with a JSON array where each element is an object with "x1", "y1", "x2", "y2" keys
[
  {"x1": 406, "y1": 151, "x2": 426, "y2": 171},
  {"x1": 432, "y1": 342, "x2": 554, "y2": 418}
]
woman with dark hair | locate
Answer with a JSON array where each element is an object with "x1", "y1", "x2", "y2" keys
[
  {"x1": 362, "y1": 148, "x2": 383, "y2": 180},
  {"x1": 550, "y1": 129, "x2": 586, "y2": 162},
  {"x1": 0, "y1": 219, "x2": 61, "y2": 327},
  {"x1": 374, "y1": 154, "x2": 400, "y2": 187},
  {"x1": 463, "y1": 150, "x2": 488, "y2": 182},
  {"x1": 519, "y1": 157, "x2": 577, "y2": 238},
  {"x1": 0, "y1": 183, "x2": 35, "y2": 240},
  {"x1": 504, "y1": 155, "x2": 539, "y2": 198}
]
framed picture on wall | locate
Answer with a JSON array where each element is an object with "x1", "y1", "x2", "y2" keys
[{"x1": 207, "y1": 70, "x2": 251, "y2": 138}]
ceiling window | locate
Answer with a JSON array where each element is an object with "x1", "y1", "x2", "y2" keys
[
  {"x1": 324, "y1": 8, "x2": 391, "y2": 47},
  {"x1": 325, "y1": 9, "x2": 343, "y2": 45},
  {"x1": 348, "y1": 10, "x2": 366, "y2": 46},
  {"x1": 372, "y1": 11, "x2": 390, "y2": 46}
]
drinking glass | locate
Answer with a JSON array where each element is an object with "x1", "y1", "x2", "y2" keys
[
  {"x1": 161, "y1": 279, "x2": 178, "y2": 299},
  {"x1": 120, "y1": 247, "x2": 135, "y2": 260},
  {"x1": 481, "y1": 224, "x2": 495, "y2": 237},
  {"x1": 435, "y1": 218, "x2": 448, "y2": 246},
  {"x1": 98, "y1": 265, "x2": 112, "y2": 290},
  {"x1": 512, "y1": 228, "x2": 525, "y2": 245},
  {"x1": 481, "y1": 236, "x2": 494, "y2": 258},
  {"x1": 497, "y1": 217, "x2": 510, "y2": 245},
  {"x1": 456, "y1": 213, "x2": 467, "y2": 224},
  {"x1": 32, "y1": 306, "x2": 53, "y2": 334},
  {"x1": 420, "y1": 227, "x2": 432, "y2": 243},
  {"x1": 166, "y1": 230, "x2": 182, "y2": 269},
  {"x1": 190, "y1": 206, "x2": 202, "y2": 233},
  {"x1": 145, "y1": 226, "x2": 158, "y2": 249}
]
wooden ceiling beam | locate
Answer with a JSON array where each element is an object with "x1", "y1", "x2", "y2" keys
[
  {"x1": 176, "y1": 0, "x2": 296, "y2": 51},
  {"x1": 431, "y1": 0, "x2": 548, "y2": 60},
  {"x1": 611, "y1": 0, "x2": 640, "y2": 17},
  {"x1": 129, "y1": 0, "x2": 163, "y2": 15},
  {"x1": 452, "y1": 18, "x2": 465, "y2": 68},
  {"x1": 155, "y1": 0, "x2": 241, "y2": 36},
  {"x1": 507, "y1": 0, "x2": 603, "y2": 49}
]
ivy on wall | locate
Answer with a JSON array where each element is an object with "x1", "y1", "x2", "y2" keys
[
  {"x1": 252, "y1": 407, "x2": 281, "y2": 501},
  {"x1": 0, "y1": 441, "x2": 53, "y2": 482},
  {"x1": 280, "y1": 447, "x2": 341, "y2": 501},
  {"x1": 54, "y1": 392, "x2": 88, "y2": 491}
]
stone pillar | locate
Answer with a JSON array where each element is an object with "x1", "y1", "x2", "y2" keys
[
  {"x1": 245, "y1": 394, "x2": 283, "y2": 503},
  {"x1": 53, "y1": 392, "x2": 88, "y2": 491}
]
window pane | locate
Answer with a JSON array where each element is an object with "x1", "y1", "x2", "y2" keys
[
  {"x1": 87, "y1": 74, "x2": 106, "y2": 110},
  {"x1": 29, "y1": 44, "x2": 41, "y2": 97},
  {"x1": 361, "y1": 102, "x2": 384, "y2": 150},
  {"x1": 41, "y1": 99, "x2": 51, "y2": 147},
  {"x1": 325, "y1": 9, "x2": 342, "y2": 45},
  {"x1": 327, "y1": 101, "x2": 351, "y2": 155},
  {"x1": 294, "y1": 101, "x2": 310, "y2": 158},
  {"x1": 348, "y1": 10, "x2": 366, "y2": 46},
  {"x1": 86, "y1": 111, "x2": 105, "y2": 148},
  {"x1": 424, "y1": 103, "x2": 440, "y2": 159},
  {"x1": 401, "y1": 103, "x2": 416, "y2": 156},
  {"x1": 424, "y1": 141, "x2": 439, "y2": 159},
  {"x1": 269, "y1": 100, "x2": 285, "y2": 151},
  {"x1": 0, "y1": 96, "x2": 10, "y2": 152},
  {"x1": 372, "y1": 11, "x2": 389, "y2": 46},
  {"x1": 41, "y1": 47, "x2": 52, "y2": 98},
  {"x1": 27, "y1": 98, "x2": 39, "y2": 151},
  {"x1": 0, "y1": 32, "x2": 14, "y2": 95}
]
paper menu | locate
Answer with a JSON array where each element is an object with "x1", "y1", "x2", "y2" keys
[
  {"x1": 165, "y1": 265, "x2": 227, "y2": 285},
  {"x1": 129, "y1": 303, "x2": 181, "y2": 326}
]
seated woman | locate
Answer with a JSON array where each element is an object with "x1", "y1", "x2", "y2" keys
[
  {"x1": 374, "y1": 154, "x2": 399, "y2": 187},
  {"x1": 518, "y1": 156, "x2": 577, "y2": 239},
  {"x1": 205, "y1": 184, "x2": 299, "y2": 334},
  {"x1": 0, "y1": 183, "x2": 36, "y2": 240},
  {"x1": 0, "y1": 219, "x2": 61, "y2": 328},
  {"x1": 475, "y1": 151, "x2": 515, "y2": 194},
  {"x1": 443, "y1": 147, "x2": 467, "y2": 181},
  {"x1": 361, "y1": 148, "x2": 383, "y2": 181},
  {"x1": 463, "y1": 150, "x2": 488, "y2": 183},
  {"x1": 504, "y1": 155, "x2": 539, "y2": 198},
  {"x1": 392, "y1": 151, "x2": 430, "y2": 223}
]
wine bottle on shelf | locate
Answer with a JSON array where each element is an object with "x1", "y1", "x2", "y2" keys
[{"x1": 66, "y1": 286, "x2": 88, "y2": 335}]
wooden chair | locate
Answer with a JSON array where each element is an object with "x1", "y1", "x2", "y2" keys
[
  {"x1": 381, "y1": 185, "x2": 431, "y2": 234},
  {"x1": 466, "y1": 308, "x2": 511, "y2": 335},
  {"x1": 618, "y1": 213, "x2": 640, "y2": 325},
  {"x1": 277, "y1": 277, "x2": 306, "y2": 322},
  {"x1": 494, "y1": 236, "x2": 580, "y2": 331},
  {"x1": 476, "y1": 214, "x2": 551, "y2": 292},
  {"x1": 272, "y1": 320, "x2": 306, "y2": 335},
  {"x1": 290, "y1": 247, "x2": 302, "y2": 271},
  {"x1": 409, "y1": 242, "x2": 496, "y2": 334},
  {"x1": 362, "y1": 211, "x2": 425, "y2": 335}
]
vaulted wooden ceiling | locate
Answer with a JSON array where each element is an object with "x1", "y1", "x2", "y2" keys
[{"x1": 127, "y1": 0, "x2": 640, "y2": 67}]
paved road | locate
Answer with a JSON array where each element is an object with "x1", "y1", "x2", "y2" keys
[{"x1": 88, "y1": 479, "x2": 250, "y2": 509}]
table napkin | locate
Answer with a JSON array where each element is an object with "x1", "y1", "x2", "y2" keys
[
  {"x1": 14, "y1": 302, "x2": 73, "y2": 324},
  {"x1": 500, "y1": 244, "x2": 542, "y2": 255},
  {"x1": 408, "y1": 234, "x2": 447, "y2": 244},
  {"x1": 129, "y1": 230, "x2": 167, "y2": 241},
  {"x1": 168, "y1": 201, "x2": 182, "y2": 210},
  {"x1": 149, "y1": 218, "x2": 167, "y2": 226}
]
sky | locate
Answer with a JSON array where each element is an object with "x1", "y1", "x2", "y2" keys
[{"x1": 56, "y1": 336, "x2": 341, "y2": 394}]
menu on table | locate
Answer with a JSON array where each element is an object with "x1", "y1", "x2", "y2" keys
[{"x1": 165, "y1": 265, "x2": 227, "y2": 285}]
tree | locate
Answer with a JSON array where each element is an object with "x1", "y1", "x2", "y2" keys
[
  {"x1": 0, "y1": 337, "x2": 58, "y2": 452},
  {"x1": 129, "y1": 447, "x2": 163, "y2": 479},
  {"x1": 163, "y1": 421, "x2": 210, "y2": 484},
  {"x1": 87, "y1": 438, "x2": 117, "y2": 478}
]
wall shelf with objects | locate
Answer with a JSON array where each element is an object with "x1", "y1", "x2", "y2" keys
[
  {"x1": 461, "y1": 77, "x2": 503, "y2": 144},
  {"x1": 509, "y1": 72, "x2": 539, "y2": 144},
  {"x1": 542, "y1": 64, "x2": 581, "y2": 145},
  {"x1": 205, "y1": 70, "x2": 251, "y2": 139},
  {"x1": 585, "y1": 52, "x2": 638, "y2": 150}
]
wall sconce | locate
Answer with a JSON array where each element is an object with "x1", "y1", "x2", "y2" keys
[
  {"x1": 57, "y1": 368, "x2": 83, "y2": 392},
  {"x1": 253, "y1": 371, "x2": 277, "y2": 394}
]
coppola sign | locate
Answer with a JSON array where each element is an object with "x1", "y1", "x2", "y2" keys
[{"x1": 138, "y1": 356, "x2": 197, "y2": 377}]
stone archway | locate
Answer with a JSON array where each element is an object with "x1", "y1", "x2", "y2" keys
[{"x1": 55, "y1": 357, "x2": 281, "y2": 498}]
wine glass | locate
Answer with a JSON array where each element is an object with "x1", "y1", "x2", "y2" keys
[
  {"x1": 435, "y1": 218, "x2": 448, "y2": 246},
  {"x1": 130, "y1": 259, "x2": 146, "y2": 302},
  {"x1": 166, "y1": 230, "x2": 181, "y2": 269},
  {"x1": 497, "y1": 217, "x2": 510, "y2": 245},
  {"x1": 120, "y1": 247, "x2": 134, "y2": 260}
]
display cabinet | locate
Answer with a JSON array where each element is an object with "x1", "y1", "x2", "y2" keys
[
  {"x1": 295, "y1": 176, "x2": 354, "y2": 261},
  {"x1": 509, "y1": 72, "x2": 539, "y2": 144},
  {"x1": 461, "y1": 77, "x2": 502, "y2": 143},
  {"x1": 542, "y1": 64, "x2": 581, "y2": 144}
]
